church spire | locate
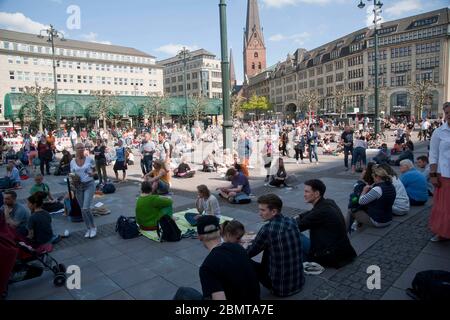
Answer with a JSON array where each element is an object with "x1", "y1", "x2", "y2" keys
[
  {"x1": 229, "y1": 48, "x2": 237, "y2": 88},
  {"x1": 245, "y1": 0, "x2": 264, "y2": 46}
]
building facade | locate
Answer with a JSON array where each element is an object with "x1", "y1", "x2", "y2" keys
[
  {"x1": 247, "y1": 8, "x2": 449, "y2": 120},
  {"x1": 159, "y1": 49, "x2": 223, "y2": 100},
  {"x1": 0, "y1": 29, "x2": 164, "y2": 122}
]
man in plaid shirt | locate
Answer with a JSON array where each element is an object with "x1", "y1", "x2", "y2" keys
[{"x1": 247, "y1": 194, "x2": 305, "y2": 297}]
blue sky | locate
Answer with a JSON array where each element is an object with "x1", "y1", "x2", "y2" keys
[{"x1": 0, "y1": 0, "x2": 448, "y2": 83}]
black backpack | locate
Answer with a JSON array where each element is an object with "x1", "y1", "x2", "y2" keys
[
  {"x1": 102, "y1": 183, "x2": 116, "y2": 194},
  {"x1": 157, "y1": 215, "x2": 181, "y2": 242},
  {"x1": 115, "y1": 216, "x2": 140, "y2": 239},
  {"x1": 408, "y1": 270, "x2": 450, "y2": 300}
]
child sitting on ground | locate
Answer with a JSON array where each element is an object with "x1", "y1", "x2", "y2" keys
[{"x1": 322, "y1": 138, "x2": 336, "y2": 156}]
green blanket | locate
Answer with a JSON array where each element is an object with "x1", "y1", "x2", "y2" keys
[{"x1": 140, "y1": 209, "x2": 233, "y2": 242}]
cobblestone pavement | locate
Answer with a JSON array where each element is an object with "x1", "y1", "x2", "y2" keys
[{"x1": 5, "y1": 131, "x2": 449, "y2": 300}]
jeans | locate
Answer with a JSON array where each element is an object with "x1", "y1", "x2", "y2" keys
[
  {"x1": 344, "y1": 146, "x2": 353, "y2": 168},
  {"x1": 173, "y1": 287, "x2": 203, "y2": 300},
  {"x1": 352, "y1": 147, "x2": 366, "y2": 166},
  {"x1": 300, "y1": 233, "x2": 311, "y2": 263},
  {"x1": 308, "y1": 144, "x2": 318, "y2": 162},
  {"x1": 96, "y1": 161, "x2": 108, "y2": 184},
  {"x1": 75, "y1": 180, "x2": 96, "y2": 229},
  {"x1": 140, "y1": 155, "x2": 153, "y2": 175}
]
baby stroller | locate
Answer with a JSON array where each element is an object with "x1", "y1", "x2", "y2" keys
[{"x1": 9, "y1": 242, "x2": 67, "y2": 288}]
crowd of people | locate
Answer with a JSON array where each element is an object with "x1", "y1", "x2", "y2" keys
[{"x1": 1, "y1": 103, "x2": 449, "y2": 300}]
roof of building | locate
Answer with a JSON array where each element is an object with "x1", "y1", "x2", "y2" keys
[
  {"x1": 0, "y1": 28, "x2": 155, "y2": 58},
  {"x1": 245, "y1": 0, "x2": 265, "y2": 46},
  {"x1": 157, "y1": 48, "x2": 217, "y2": 65}
]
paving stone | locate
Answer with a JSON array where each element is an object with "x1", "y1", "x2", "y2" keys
[
  {"x1": 95, "y1": 254, "x2": 139, "y2": 275},
  {"x1": 125, "y1": 276, "x2": 178, "y2": 300},
  {"x1": 69, "y1": 274, "x2": 121, "y2": 300},
  {"x1": 100, "y1": 290, "x2": 135, "y2": 300},
  {"x1": 108, "y1": 265, "x2": 158, "y2": 289},
  {"x1": 381, "y1": 287, "x2": 412, "y2": 300},
  {"x1": 162, "y1": 264, "x2": 201, "y2": 287}
]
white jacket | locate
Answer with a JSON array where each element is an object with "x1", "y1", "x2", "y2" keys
[{"x1": 392, "y1": 177, "x2": 410, "y2": 213}]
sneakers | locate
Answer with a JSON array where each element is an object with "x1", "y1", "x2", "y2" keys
[
  {"x1": 296, "y1": 161, "x2": 299, "y2": 165},
  {"x1": 84, "y1": 230, "x2": 91, "y2": 238},
  {"x1": 430, "y1": 235, "x2": 448, "y2": 242},
  {"x1": 89, "y1": 228, "x2": 97, "y2": 238}
]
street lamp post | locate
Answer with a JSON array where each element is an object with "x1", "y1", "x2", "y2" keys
[
  {"x1": 358, "y1": 0, "x2": 383, "y2": 136},
  {"x1": 38, "y1": 25, "x2": 65, "y2": 134},
  {"x1": 219, "y1": 0, "x2": 232, "y2": 151},
  {"x1": 178, "y1": 47, "x2": 190, "y2": 130}
]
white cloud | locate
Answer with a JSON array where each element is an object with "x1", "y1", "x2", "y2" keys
[
  {"x1": 269, "y1": 32, "x2": 310, "y2": 45},
  {"x1": 384, "y1": 0, "x2": 423, "y2": 17},
  {"x1": 263, "y1": 0, "x2": 348, "y2": 8},
  {"x1": 0, "y1": 12, "x2": 49, "y2": 34},
  {"x1": 81, "y1": 32, "x2": 112, "y2": 45},
  {"x1": 155, "y1": 44, "x2": 200, "y2": 56}
]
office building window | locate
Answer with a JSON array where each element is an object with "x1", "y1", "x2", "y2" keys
[{"x1": 9, "y1": 71, "x2": 15, "y2": 80}]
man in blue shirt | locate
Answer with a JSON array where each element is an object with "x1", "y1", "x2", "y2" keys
[
  {"x1": 399, "y1": 159, "x2": 428, "y2": 206},
  {"x1": 217, "y1": 168, "x2": 251, "y2": 203}
]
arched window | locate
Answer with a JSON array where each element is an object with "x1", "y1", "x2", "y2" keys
[
  {"x1": 252, "y1": 63, "x2": 255, "y2": 70},
  {"x1": 254, "y1": 52, "x2": 258, "y2": 58}
]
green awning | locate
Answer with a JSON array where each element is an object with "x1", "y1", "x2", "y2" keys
[{"x1": 4, "y1": 93, "x2": 223, "y2": 120}]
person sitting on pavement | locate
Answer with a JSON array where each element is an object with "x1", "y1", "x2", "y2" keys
[
  {"x1": 373, "y1": 143, "x2": 390, "y2": 165},
  {"x1": 0, "y1": 190, "x2": 30, "y2": 238},
  {"x1": 350, "y1": 166, "x2": 396, "y2": 230},
  {"x1": 247, "y1": 194, "x2": 305, "y2": 297},
  {"x1": 5, "y1": 161, "x2": 21, "y2": 189},
  {"x1": 393, "y1": 141, "x2": 414, "y2": 166},
  {"x1": 217, "y1": 168, "x2": 251, "y2": 204},
  {"x1": 135, "y1": 181, "x2": 173, "y2": 231},
  {"x1": 399, "y1": 159, "x2": 428, "y2": 206},
  {"x1": 221, "y1": 220, "x2": 245, "y2": 244},
  {"x1": 416, "y1": 155, "x2": 434, "y2": 196},
  {"x1": 296, "y1": 179, "x2": 356, "y2": 268},
  {"x1": 144, "y1": 159, "x2": 171, "y2": 195},
  {"x1": 321, "y1": 138, "x2": 336, "y2": 156},
  {"x1": 173, "y1": 156, "x2": 196, "y2": 178},
  {"x1": 378, "y1": 164, "x2": 410, "y2": 216},
  {"x1": 202, "y1": 151, "x2": 218, "y2": 172},
  {"x1": 173, "y1": 215, "x2": 260, "y2": 300},
  {"x1": 266, "y1": 158, "x2": 290, "y2": 188},
  {"x1": 185, "y1": 185, "x2": 221, "y2": 226},
  {"x1": 54, "y1": 149, "x2": 72, "y2": 176},
  {"x1": 26, "y1": 192, "x2": 57, "y2": 250},
  {"x1": 29, "y1": 174, "x2": 64, "y2": 213}
]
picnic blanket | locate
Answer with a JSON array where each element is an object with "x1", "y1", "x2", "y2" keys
[{"x1": 140, "y1": 209, "x2": 233, "y2": 242}]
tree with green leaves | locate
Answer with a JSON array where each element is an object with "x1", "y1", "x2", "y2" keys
[
  {"x1": 142, "y1": 92, "x2": 169, "y2": 127},
  {"x1": 230, "y1": 94, "x2": 245, "y2": 119},
  {"x1": 298, "y1": 90, "x2": 322, "y2": 120},
  {"x1": 87, "y1": 90, "x2": 119, "y2": 130},
  {"x1": 189, "y1": 94, "x2": 208, "y2": 122},
  {"x1": 18, "y1": 84, "x2": 54, "y2": 132},
  {"x1": 241, "y1": 95, "x2": 271, "y2": 120},
  {"x1": 408, "y1": 79, "x2": 436, "y2": 120}
]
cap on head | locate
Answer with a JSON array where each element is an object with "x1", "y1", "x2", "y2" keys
[{"x1": 196, "y1": 215, "x2": 220, "y2": 235}]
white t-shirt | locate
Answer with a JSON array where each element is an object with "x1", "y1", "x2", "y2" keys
[
  {"x1": 421, "y1": 121, "x2": 430, "y2": 130},
  {"x1": 70, "y1": 157, "x2": 95, "y2": 183},
  {"x1": 392, "y1": 177, "x2": 410, "y2": 213}
]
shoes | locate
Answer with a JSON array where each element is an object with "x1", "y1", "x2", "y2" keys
[
  {"x1": 345, "y1": 167, "x2": 349, "y2": 171},
  {"x1": 267, "y1": 184, "x2": 277, "y2": 188},
  {"x1": 430, "y1": 235, "x2": 448, "y2": 242},
  {"x1": 315, "y1": 162, "x2": 319, "y2": 165},
  {"x1": 84, "y1": 230, "x2": 91, "y2": 238},
  {"x1": 303, "y1": 262, "x2": 325, "y2": 275},
  {"x1": 296, "y1": 161, "x2": 299, "y2": 164},
  {"x1": 89, "y1": 228, "x2": 97, "y2": 238}
]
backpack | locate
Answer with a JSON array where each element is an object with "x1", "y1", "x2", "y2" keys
[
  {"x1": 157, "y1": 215, "x2": 181, "y2": 242},
  {"x1": 409, "y1": 270, "x2": 450, "y2": 300},
  {"x1": 115, "y1": 216, "x2": 140, "y2": 239},
  {"x1": 102, "y1": 183, "x2": 116, "y2": 194}
]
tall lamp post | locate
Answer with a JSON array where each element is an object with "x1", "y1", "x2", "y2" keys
[
  {"x1": 38, "y1": 25, "x2": 65, "y2": 134},
  {"x1": 219, "y1": 0, "x2": 232, "y2": 151},
  {"x1": 178, "y1": 47, "x2": 191, "y2": 130},
  {"x1": 358, "y1": 0, "x2": 383, "y2": 136}
]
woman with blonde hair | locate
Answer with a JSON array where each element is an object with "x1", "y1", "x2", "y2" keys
[
  {"x1": 350, "y1": 165, "x2": 396, "y2": 229},
  {"x1": 145, "y1": 159, "x2": 171, "y2": 195}
]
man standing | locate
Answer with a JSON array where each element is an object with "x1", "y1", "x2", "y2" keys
[
  {"x1": 421, "y1": 118, "x2": 430, "y2": 140},
  {"x1": 156, "y1": 131, "x2": 171, "y2": 164},
  {"x1": 174, "y1": 215, "x2": 260, "y2": 300},
  {"x1": 341, "y1": 126, "x2": 354, "y2": 171},
  {"x1": 296, "y1": 179, "x2": 356, "y2": 268},
  {"x1": 247, "y1": 194, "x2": 304, "y2": 297},
  {"x1": 140, "y1": 132, "x2": 155, "y2": 177},
  {"x1": 70, "y1": 127, "x2": 78, "y2": 150}
]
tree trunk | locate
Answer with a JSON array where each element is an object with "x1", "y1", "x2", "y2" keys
[{"x1": 103, "y1": 117, "x2": 107, "y2": 131}]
